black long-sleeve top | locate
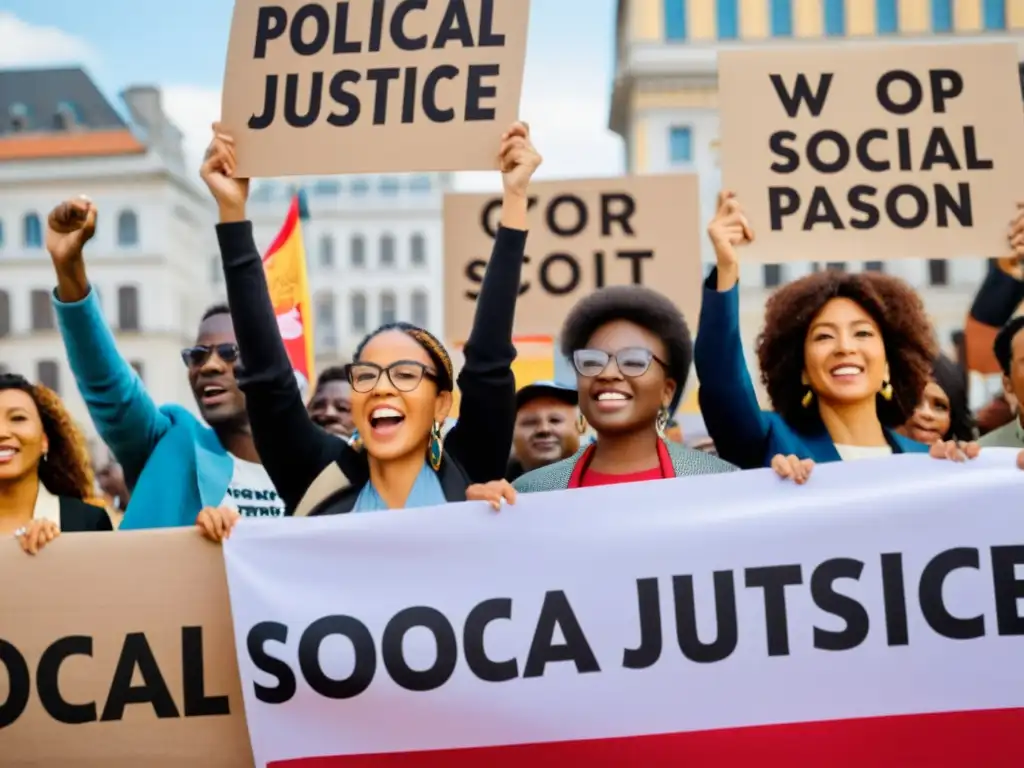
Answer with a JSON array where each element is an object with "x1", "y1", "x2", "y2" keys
[{"x1": 215, "y1": 221, "x2": 526, "y2": 515}]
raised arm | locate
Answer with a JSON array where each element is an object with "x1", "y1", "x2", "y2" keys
[
  {"x1": 200, "y1": 128, "x2": 359, "y2": 510},
  {"x1": 445, "y1": 123, "x2": 540, "y2": 483},
  {"x1": 45, "y1": 199, "x2": 170, "y2": 485},
  {"x1": 693, "y1": 193, "x2": 770, "y2": 469}
]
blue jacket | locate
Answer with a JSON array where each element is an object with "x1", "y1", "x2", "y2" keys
[
  {"x1": 693, "y1": 272, "x2": 928, "y2": 469},
  {"x1": 54, "y1": 288, "x2": 234, "y2": 529}
]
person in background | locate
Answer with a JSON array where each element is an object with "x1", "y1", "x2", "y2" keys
[
  {"x1": 0, "y1": 374, "x2": 111, "y2": 554},
  {"x1": 897, "y1": 355, "x2": 976, "y2": 445},
  {"x1": 307, "y1": 365, "x2": 355, "y2": 439},
  {"x1": 506, "y1": 381, "x2": 580, "y2": 482},
  {"x1": 513, "y1": 285, "x2": 736, "y2": 494},
  {"x1": 696, "y1": 192, "x2": 943, "y2": 471},
  {"x1": 47, "y1": 198, "x2": 281, "y2": 529},
  {"x1": 88, "y1": 439, "x2": 130, "y2": 527},
  {"x1": 195, "y1": 121, "x2": 537, "y2": 537},
  {"x1": 979, "y1": 316, "x2": 1024, "y2": 449}
]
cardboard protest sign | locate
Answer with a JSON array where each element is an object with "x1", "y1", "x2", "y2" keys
[
  {"x1": 443, "y1": 175, "x2": 702, "y2": 343},
  {"x1": 0, "y1": 530, "x2": 252, "y2": 767},
  {"x1": 221, "y1": 0, "x2": 530, "y2": 177},
  {"x1": 718, "y1": 42, "x2": 1024, "y2": 262}
]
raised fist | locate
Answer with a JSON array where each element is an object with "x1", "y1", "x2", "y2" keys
[{"x1": 46, "y1": 196, "x2": 97, "y2": 265}]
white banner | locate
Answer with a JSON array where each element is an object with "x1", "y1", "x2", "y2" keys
[{"x1": 223, "y1": 452, "x2": 1024, "y2": 768}]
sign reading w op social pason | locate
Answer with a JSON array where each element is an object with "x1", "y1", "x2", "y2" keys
[
  {"x1": 718, "y1": 42, "x2": 1024, "y2": 262},
  {"x1": 222, "y1": 452, "x2": 1024, "y2": 767},
  {"x1": 220, "y1": 0, "x2": 530, "y2": 177}
]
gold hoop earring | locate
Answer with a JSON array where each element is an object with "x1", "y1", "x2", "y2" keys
[
  {"x1": 801, "y1": 389, "x2": 814, "y2": 408},
  {"x1": 576, "y1": 411, "x2": 587, "y2": 435},
  {"x1": 880, "y1": 380, "x2": 893, "y2": 401},
  {"x1": 656, "y1": 406, "x2": 670, "y2": 438},
  {"x1": 428, "y1": 421, "x2": 444, "y2": 471}
]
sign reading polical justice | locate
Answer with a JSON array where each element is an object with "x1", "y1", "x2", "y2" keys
[
  {"x1": 221, "y1": 0, "x2": 531, "y2": 178},
  {"x1": 442, "y1": 175, "x2": 703, "y2": 343},
  {"x1": 718, "y1": 42, "x2": 1024, "y2": 262}
]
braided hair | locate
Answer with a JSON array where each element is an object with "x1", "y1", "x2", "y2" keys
[{"x1": 353, "y1": 322, "x2": 454, "y2": 391}]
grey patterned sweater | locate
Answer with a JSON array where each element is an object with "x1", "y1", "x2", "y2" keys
[{"x1": 513, "y1": 441, "x2": 737, "y2": 494}]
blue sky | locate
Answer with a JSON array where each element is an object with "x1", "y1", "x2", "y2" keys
[{"x1": 0, "y1": 1, "x2": 625, "y2": 189}]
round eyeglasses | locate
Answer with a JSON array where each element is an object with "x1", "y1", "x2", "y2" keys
[
  {"x1": 572, "y1": 347, "x2": 668, "y2": 378},
  {"x1": 345, "y1": 361, "x2": 438, "y2": 393}
]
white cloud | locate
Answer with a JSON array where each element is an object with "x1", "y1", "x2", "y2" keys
[
  {"x1": 0, "y1": 12, "x2": 97, "y2": 68},
  {"x1": 161, "y1": 84, "x2": 223, "y2": 177}
]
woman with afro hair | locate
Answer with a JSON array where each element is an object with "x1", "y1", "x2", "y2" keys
[
  {"x1": 693, "y1": 193, "x2": 977, "y2": 478},
  {"x1": 0, "y1": 374, "x2": 111, "y2": 554}
]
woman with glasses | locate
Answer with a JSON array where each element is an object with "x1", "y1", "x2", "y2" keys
[
  {"x1": 512, "y1": 285, "x2": 737, "y2": 495},
  {"x1": 195, "y1": 122, "x2": 540, "y2": 538}
]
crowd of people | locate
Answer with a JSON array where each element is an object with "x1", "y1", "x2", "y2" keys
[{"x1": 3, "y1": 120, "x2": 1024, "y2": 554}]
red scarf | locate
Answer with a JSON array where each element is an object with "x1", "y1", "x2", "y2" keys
[{"x1": 567, "y1": 440, "x2": 674, "y2": 489}]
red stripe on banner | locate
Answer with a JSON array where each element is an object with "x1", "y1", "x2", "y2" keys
[{"x1": 268, "y1": 707, "x2": 1024, "y2": 767}]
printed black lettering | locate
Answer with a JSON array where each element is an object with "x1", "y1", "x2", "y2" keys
[
  {"x1": 856, "y1": 129, "x2": 889, "y2": 172},
  {"x1": 769, "y1": 72, "x2": 834, "y2": 118},
  {"x1": 100, "y1": 633, "x2": 179, "y2": 721},
  {"x1": 253, "y1": 6, "x2": 287, "y2": 59},
  {"x1": 36, "y1": 636, "x2": 96, "y2": 724},
  {"x1": 290, "y1": 3, "x2": 331, "y2": 56},
  {"x1": 601, "y1": 193, "x2": 636, "y2": 235},
  {"x1": 182, "y1": 627, "x2": 230, "y2": 717},
  {"x1": 847, "y1": 185, "x2": 881, "y2": 229},
  {"x1": 478, "y1": 0, "x2": 505, "y2": 46},
  {"x1": 523, "y1": 590, "x2": 600, "y2": 678},
  {"x1": 0, "y1": 639, "x2": 30, "y2": 729},
  {"x1": 810, "y1": 558, "x2": 869, "y2": 651},
  {"x1": 928, "y1": 69, "x2": 963, "y2": 113},
  {"x1": 963, "y1": 126, "x2": 994, "y2": 169},
  {"x1": 382, "y1": 607, "x2": 458, "y2": 692},
  {"x1": 768, "y1": 187, "x2": 800, "y2": 229},
  {"x1": 673, "y1": 572, "x2": 738, "y2": 663},
  {"x1": 284, "y1": 72, "x2": 323, "y2": 128},
  {"x1": 422, "y1": 65, "x2": 459, "y2": 122},
  {"x1": 327, "y1": 70, "x2": 361, "y2": 127},
  {"x1": 803, "y1": 187, "x2": 844, "y2": 230},
  {"x1": 433, "y1": 0, "x2": 475, "y2": 48},
  {"x1": 538, "y1": 254, "x2": 580, "y2": 295},
  {"x1": 465, "y1": 64, "x2": 500, "y2": 121},
  {"x1": 769, "y1": 130, "x2": 800, "y2": 173},
  {"x1": 623, "y1": 578, "x2": 662, "y2": 669},
  {"x1": 920, "y1": 127, "x2": 961, "y2": 170},
  {"x1": 991, "y1": 545, "x2": 1024, "y2": 636},
  {"x1": 546, "y1": 194, "x2": 588, "y2": 237},
  {"x1": 880, "y1": 552, "x2": 910, "y2": 646},
  {"x1": 919, "y1": 547, "x2": 985, "y2": 640},
  {"x1": 249, "y1": 75, "x2": 279, "y2": 130},
  {"x1": 391, "y1": 0, "x2": 429, "y2": 51},
  {"x1": 299, "y1": 616, "x2": 376, "y2": 699},
  {"x1": 594, "y1": 250, "x2": 606, "y2": 288},
  {"x1": 464, "y1": 598, "x2": 519, "y2": 682},
  {"x1": 618, "y1": 250, "x2": 653, "y2": 284},
  {"x1": 463, "y1": 259, "x2": 486, "y2": 300},
  {"x1": 401, "y1": 66, "x2": 418, "y2": 123},
  {"x1": 745, "y1": 564, "x2": 803, "y2": 656},
  {"x1": 333, "y1": 1, "x2": 362, "y2": 53},
  {"x1": 366, "y1": 67, "x2": 401, "y2": 124},
  {"x1": 806, "y1": 130, "x2": 850, "y2": 174},
  {"x1": 247, "y1": 621, "x2": 296, "y2": 704},
  {"x1": 876, "y1": 70, "x2": 924, "y2": 115},
  {"x1": 368, "y1": 0, "x2": 385, "y2": 52}
]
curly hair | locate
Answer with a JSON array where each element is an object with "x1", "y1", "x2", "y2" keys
[
  {"x1": 757, "y1": 271, "x2": 937, "y2": 432},
  {"x1": 930, "y1": 354, "x2": 976, "y2": 442},
  {"x1": 0, "y1": 373, "x2": 103, "y2": 506},
  {"x1": 560, "y1": 285, "x2": 692, "y2": 413}
]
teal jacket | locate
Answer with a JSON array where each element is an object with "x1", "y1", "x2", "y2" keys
[{"x1": 53, "y1": 288, "x2": 235, "y2": 529}]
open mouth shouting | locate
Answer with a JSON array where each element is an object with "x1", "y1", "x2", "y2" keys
[
  {"x1": 369, "y1": 406, "x2": 406, "y2": 438},
  {"x1": 199, "y1": 383, "x2": 231, "y2": 407},
  {"x1": 592, "y1": 388, "x2": 633, "y2": 412}
]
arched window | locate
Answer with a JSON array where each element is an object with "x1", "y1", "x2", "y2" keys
[
  {"x1": 117, "y1": 285, "x2": 140, "y2": 331},
  {"x1": 117, "y1": 210, "x2": 139, "y2": 247},
  {"x1": 350, "y1": 235, "x2": 366, "y2": 268},
  {"x1": 380, "y1": 291, "x2": 397, "y2": 325},
  {"x1": 351, "y1": 291, "x2": 367, "y2": 333},
  {"x1": 315, "y1": 292, "x2": 337, "y2": 350},
  {"x1": 0, "y1": 290, "x2": 10, "y2": 338},
  {"x1": 23, "y1": 213, "x2": 42, "y2": 248},
  {"x1": 380, "y1": 234, "x2": 396, "y2": 267},
  {"x1": 410, "y1": 234, "x2": 426, "y2": 266},
  {"x1": 319, "y1": 234, "x2": 335, "y2": 268},
  {"x1": 411, "y1": 290, "x2": 428, "y2": 328},
  {"x1": 10, "y1": 103, "x2": 29, "y2": 132}
]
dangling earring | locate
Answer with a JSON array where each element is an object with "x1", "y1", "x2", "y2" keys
[
  {"x1": 880, "y1": 380, "x2": 893, "y2": 401},
  {"x1": 576, "y1": 411, "x2": 587, "y2": 435},
  {"x1": 428, "y1": 421, "x2": 444, "y2": 471},
  {"x1": 655, "y1": 405, "x2": 669, "y2": 438},
  {"x1": 42, "y1": 450, "x2": 49, "y2": 462},
  {"x1": 348, "y1": 429, "x2": 363, "y2": 452},
  {"x1": 801, "y1": 389, "x2": 814, "y2": 408}
]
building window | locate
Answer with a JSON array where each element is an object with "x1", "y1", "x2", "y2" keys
[
  {"x1": 824, "y1": 0, "x2": 845, "y2": 35},
  {"x1": 864, "y1": 261, "x2": 884, "y2": 272},
  {"x1": 117, "y1": 285, "x2": 140, "y2": 331},
  {"x1": 983, "y1": 0, "x2": 1005, "y2": 29},
  {"x1": 409, "y1": 175, "x2": 432, "y2": 193},
  {"x1": 0, "y1": 290, "x2": 9, "y2": 337},
  {"x1": 319, "y1": 234, "x2": 335, "y2": 268},
  {"x1": 37, "y1": 361, "x2": 60, "y2": 393},
  {"x1": 825, "y1": 262, "x2": 846, "y2": 272},
  {"x1": 876, "y1": 0, "x2": 898, "y2": 33},
  {"x1": 54, "y1": 101, "x2": 80, "y2": 130},
  {"x1": 664, "y1": 0, "x2": 687, "y2": 40},
  {"x1": 763, "y1": 264, "x2": 783, "y2": 288},
  {"x1": 350, "y1": 235, "x2": 366, "y2": 268},
  {"x1": 717, "y1": 0, "x2": 739, "y2": 38},
  {"x1": 928, "y1": 259, "x2": 949, "y2": 286},
  {"x1": 313, "y1": 179, "x2": 340, "y2": 196},
  {"x1": 9, "y1": 103, "x2": 29, "y2": 132},
  {"x1": 31, "y1": 290, "x2": 54, "y2": 331},
  {"x1": 380, "y1": 234, "x2": 396, "y2": 267},
  {"x1": 130, "y1": 361, "x2": 145, "y2": 382},
  {"x1": 351, "y1": 291, "x2": 368, "y2": 333},
  {"x1": 669, "y1": 126, "x2": 692, "y2": 164},
  {"x1": 411, "y1": 291, "x2": 428, "y2": 328},
  {"x1": 23, "y1": 213, "x2": 42, "y2": 248},
  {"x1": 380, "y1": 291, "x2": 397, "y2": 325},
  {"x1": 931, "y1": 0, "x2": 952, "y2": 31},
  {"x1": 315, "y1": 293, "x2": 337, "y2": 351},
  {"x1": 351, "y1": 178, "x2": 370, "y2": 196},
  {"x1": 410, "y1": 234, "x2": 426, "y2": 266},
  {"x1": 116, "y1": 209, "x2": 139, "y2": 247},
  {"x1": 770, "y1": 0, "x2": 793, "y2": 35},
  {"x1": 379, "y1": 177, "x2": 400, "y2": 195}
]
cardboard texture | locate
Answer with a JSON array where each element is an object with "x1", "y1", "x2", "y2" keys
[
  {"x1": 221, "y1": 0, "x2": 530, "y2": 177},
  {"x1": 718, "y1": 42, "x2": 1024, "y2": 262},
  {"x1": 442, "y1": 175, "x2": 704, "y2": 344},
  {"x1": 0, "y1": 530, "x2": 252, "y2": 767}
]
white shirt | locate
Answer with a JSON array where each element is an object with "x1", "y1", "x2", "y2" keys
[
  {"x1": 834, "y1": 443, "x2": 894, "y2": 461},
  {"x1": 218, "y1": 456, "x2": 285, "y2": 518}
]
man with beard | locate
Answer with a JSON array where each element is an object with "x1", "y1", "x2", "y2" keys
[
  {"x1": 46, "y1": 197, "x2": 282, "y2": 529},
  {"x1": 506, "y1": 381, "x2": 580, "y2": 481}
]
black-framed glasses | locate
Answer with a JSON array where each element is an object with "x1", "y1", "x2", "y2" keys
[
  {"x1": 346, "y1": 361, "x2": 437, "y2": 393},
  {"x1": 181, "y1": 343, "x2": 240, "y2": 368},
  {"x1": 573, "y1": 347, "x2": 668, "y2": 378}
]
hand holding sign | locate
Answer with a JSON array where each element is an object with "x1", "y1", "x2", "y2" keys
[
  {"x1": 499, "y1": 121, "x2": 542, "y2": 197},
  {"x1": 199, "y1": 124, "x2": 250, "y2": 223},
  {"x1": 999, "y1": 202, "x2": 1024, "y2": 279},
  {"x1": 707, "y1": 191, "x2": 753, "y2": 291}
]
